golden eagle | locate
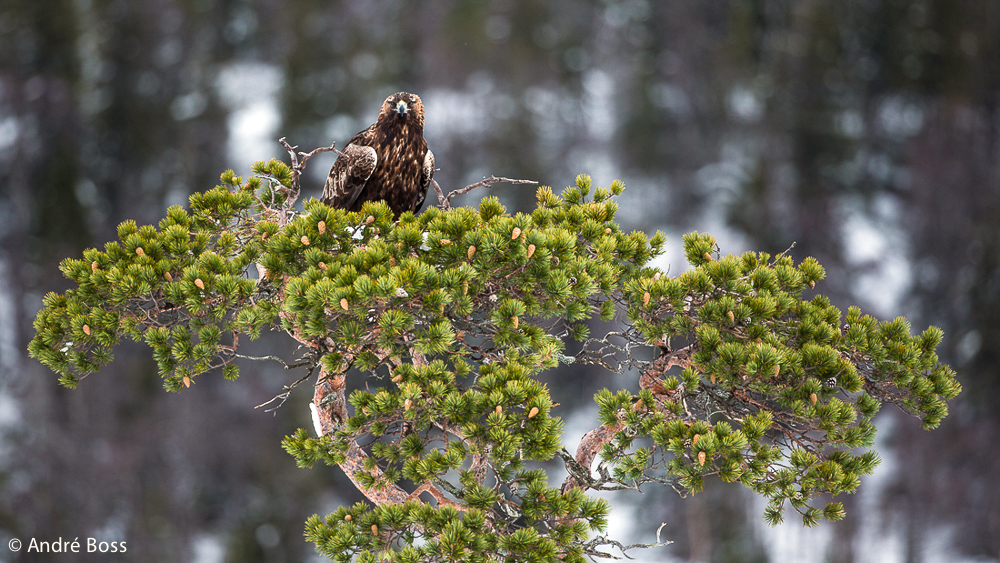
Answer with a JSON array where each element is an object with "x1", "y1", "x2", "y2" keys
[{"x1": 321, "y1": 92, "x2": 434, "y2": 217}]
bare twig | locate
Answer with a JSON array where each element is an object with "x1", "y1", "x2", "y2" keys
[
  {"x1": 255, "y1": 361, "x2": 319, "y2": 412},
  {"x1": 437, "y1": 176, "x2": 539, "y2": 210},
  {"x1": 773, "y1": 241, "x2": 797, "y2": 263},
  {"x1": 431, "y1": 178, "x2": 447, "y2": 208},
  {"x1": 278, "y1": 137, "x2": 339, "y2": 210},
  {"x1": 298, "y1": 142, "x2": 343, "y2": 164},
  {"x1": 236, "y1": 353, "x2": 313, "y2": 371},
  {"x1": 581, "y1": 524, "x2": 672, "y2": 560}
]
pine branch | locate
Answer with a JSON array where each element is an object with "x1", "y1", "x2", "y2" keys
[
  {"x1": 311, "y1": 364, "x2": 413, "y2": 506},
  {"x1": 29, "y1": 166, "x2": 960, "y2": 559}
]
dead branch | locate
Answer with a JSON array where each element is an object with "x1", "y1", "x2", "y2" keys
[
  {"x1": 431, "y1": 179, "x2": 446, "y2": 208},
  {"x1": 581, "y1": 524, "x2": 672, "y2": 560},
  {"x1": 436, "y1": 176, "x2": 539, "y2": 210},
  {"x1": 561, "y1": 422, "x2": 623, "y2": 493},
  {"x1": 278, "y1": 137, "x2": 340, "y2": 210},
  {"x1": 254, "y1": 363, "x2": 318, "y2": 412}
]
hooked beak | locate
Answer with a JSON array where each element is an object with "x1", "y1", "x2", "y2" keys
[{"x1": 395, "y1": 100, "x2": 409, "y2": 115}]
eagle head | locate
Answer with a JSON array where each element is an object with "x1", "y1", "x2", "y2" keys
[{"x1": 380, "y1": 92, "x2": 425, "y2": 129}]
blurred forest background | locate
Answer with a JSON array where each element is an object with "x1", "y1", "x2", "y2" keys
[{"x1": 1, "y1": 0, "x2": 998, "y2": 561}]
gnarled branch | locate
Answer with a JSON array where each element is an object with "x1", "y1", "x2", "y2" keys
[{"x1": 435, "y1": 176, "x2": 539, "y2": 210}]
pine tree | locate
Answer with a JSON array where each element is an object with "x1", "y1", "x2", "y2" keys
[{"x1": 29, "y1": 147, "x2": 960, "y2": 562}]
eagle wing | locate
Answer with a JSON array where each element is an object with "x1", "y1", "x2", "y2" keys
[
  {"x1": 413, "y1": 149, "x2": 435, "y2": 213},
  {"x1": 321, "y1": 142, "x2": 378, "y2": 210}
]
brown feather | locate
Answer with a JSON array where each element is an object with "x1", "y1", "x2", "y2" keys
[{"x1": 321, "y1": 92, "x2": 434, "y2": 217}]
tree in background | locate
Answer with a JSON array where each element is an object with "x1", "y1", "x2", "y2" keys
[{"x1": 29, "y1": 147, "x2": 959, "y2": 561}]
